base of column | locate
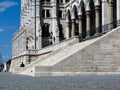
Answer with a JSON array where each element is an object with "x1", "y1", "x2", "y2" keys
[
  {"x1": 79, "y1": 35, "x2": 82, "y2": 42},
  {"x1": 86, "y1": 31, "x2": 90, "y2": 39},
  {"x1": 94, "y1": 30, "x2": 100, "y2": 36}
]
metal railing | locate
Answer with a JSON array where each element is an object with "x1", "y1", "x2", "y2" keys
[{"x1": 82, "y1": 20, "x2": 120, "y2": 41}]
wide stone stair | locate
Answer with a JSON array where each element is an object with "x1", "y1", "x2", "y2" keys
[
  {"x1": 13, "y1": 37, "x2": 79, "y2": 75},
  {"x1": 17, "y1": 26, "x2": 120, "y2": 76}
]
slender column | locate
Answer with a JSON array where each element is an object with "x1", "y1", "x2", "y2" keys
[
  {"x1": 95, "y1": 6, "x2": 100, "y2": 35},
  {"x1": 52, "y1": 0, "x2": 59, "y2": 44},
  {"x1": 38, "y1": 30, "x2": 42, "y2": 49},
  {"x1": 71, "y1": 19, "x2": 76, "y2": 37},
  {"x1": 55, "y1": 26, "x2": 60, "y2": 43},
  {"x1": 86, "y1": 11, "x2": 91, "y2": 39},
  {"x1": 78, "y1": 15, "x2": 82, "y2": 40},
  {"x1": 117, "y1": 0, "x2": 120, "y2": 26},
  {"x1": 66, "y1": 22, "x2": 70, "y2": 39},
  {"x1": 101, "y1": 0, "x2": 108, "y2": 33},
  {"x1": 108, "y1": 0, "x2": 114, "y2": 29}
]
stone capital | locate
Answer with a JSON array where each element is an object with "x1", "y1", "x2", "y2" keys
[
  {"x1": 86, "y1": 11, "x2": 91, "y2": 15},
  {"x1": 95, "y1": 0, "x2": 101, "y2": 6}
]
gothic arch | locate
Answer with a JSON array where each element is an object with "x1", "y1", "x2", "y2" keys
[
  {"x1": 66, "y1": 9, "x2": 71, "y2": 22},
  {"x1": 78, "y1": 0, "x2": 85, "y2": 16},
  {"x1": 71, "y1": 5, "x2": 78, "y2": 19}
]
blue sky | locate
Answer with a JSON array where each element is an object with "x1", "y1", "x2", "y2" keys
[{"x1": 0, "y1": 0, "x2": 20, "y2": 63}]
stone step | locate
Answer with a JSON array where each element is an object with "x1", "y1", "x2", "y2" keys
[
  {"x1": 18, "y1": 37, "x2": 79, "y2": 75},
  {"x1": 32, "y1": 26, "x2": 120, "y2": 76}
]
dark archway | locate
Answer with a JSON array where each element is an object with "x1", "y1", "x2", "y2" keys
[
  {"x1": 58, "y1": 24, "x2": 65, "y2": 41},
  {"x1": 113, "y1": 0, "x2": 117, "y2": 28},
  {"x1": 90, "y1": 0, "x2": 95, "y2": 36},
  {"x1": 42, "y1": 24, "x2": 50, "y2": 37},
  {"x1": 42, "y1": 23, "x2": 51, "y2": 47}
]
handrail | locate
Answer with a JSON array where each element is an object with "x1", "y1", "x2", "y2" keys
[{"x1": 82, "y1": 20, "x2": 120, "y2": 41}]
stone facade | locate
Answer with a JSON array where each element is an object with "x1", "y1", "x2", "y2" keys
[{"x1": 11, "y1": 0, "x2": 120, "y2": 74}]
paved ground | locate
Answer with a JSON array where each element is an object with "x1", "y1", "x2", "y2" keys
[{"x1": 0, "y1": 72, "x2": 120, "y2": 90}]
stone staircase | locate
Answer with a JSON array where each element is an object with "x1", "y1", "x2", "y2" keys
[
  {"x1": 13, "y1": 37, "x2": 79, "y2": 75},
  {"x1": 17, "y1": 26, "x2": 120, "y2": 76}
]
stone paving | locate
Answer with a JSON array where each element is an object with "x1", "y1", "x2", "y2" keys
[{"x1": 0, "y1": 72, "x2": 120, "y2": 90}]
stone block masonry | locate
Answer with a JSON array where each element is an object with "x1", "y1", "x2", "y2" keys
[{"x1": 33, "y1": 26, "x2": 120, "y2": 76}]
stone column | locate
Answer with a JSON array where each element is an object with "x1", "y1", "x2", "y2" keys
[
  {"x1": 78, "y1": 15, "x2": 82, "y2": 40},
  {"x1": 55, "y1": 26, "x2": 60, "y2": 44},
  {"x1": 71, "y1": 19, "x2": 76, "y2": 37},
  {"x1": 52, "y1": 0, "x2": 59, "y2": 44},
  {"x1": 38, "y1": 30, "x2": 42, "y2": 49},
  {"x1": 86, "y1": 11, "x2": 91, "y2": 39},
  {"x1": 108, "y1": 0, "x2": 114, "y2": 29},
  {"x1": 95, "y1": 6, "x2": 100, "y2": 35},
  {"x1": 101, "y1": 0, "x2": 109, "y2": 33},
  {"x1": 66, "y1": 22, "x2": 70, "y2": 39},
  {"x1": 117, "y1": 0, "x2": 120, "y2": 26}
]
